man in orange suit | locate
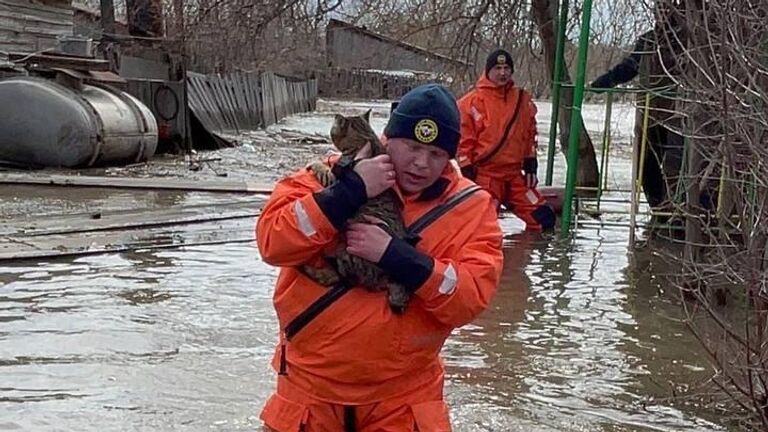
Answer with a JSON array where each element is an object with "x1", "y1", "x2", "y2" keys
[{"x1": 458, "y1": 49, "x2": 556, "y2": 231}]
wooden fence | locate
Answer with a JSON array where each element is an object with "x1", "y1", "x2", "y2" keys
[
  {"x1": 318, "y1": 67, "x2": 445, "y2": 100},
  {"x1": 186, "y1": 70, "x2": 318, "y2": 146}
]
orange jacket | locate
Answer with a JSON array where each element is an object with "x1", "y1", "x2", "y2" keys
[
  {"x1": 457, "y1": 74, "x2": 539, "y2": 178},
  {"x1": 255, "y1": 158, "x2": 503, "y2": 404}
]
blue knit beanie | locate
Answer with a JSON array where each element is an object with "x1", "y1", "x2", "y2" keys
[{"x1": 383, "y1": 84, "x2": 461, "y2": 158}]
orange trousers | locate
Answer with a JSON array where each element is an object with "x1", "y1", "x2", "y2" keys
[
  {"x1": 474, "y1": 172, "x2": 555, "y2": 231},
  {"x1": 260, "y1": 374, "x2": 452, "y2": 431}
]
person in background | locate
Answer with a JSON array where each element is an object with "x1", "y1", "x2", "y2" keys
[{"x1": 457, "y1": 49, "x2": 556, "y2": 231}]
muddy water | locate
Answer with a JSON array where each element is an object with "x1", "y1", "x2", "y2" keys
[
  {"x1": 0, "y1": 99, "x2": 731, "y2": 431},
  {"x1": 0, "y1": 224, "x2": 727, "y2": 431}
]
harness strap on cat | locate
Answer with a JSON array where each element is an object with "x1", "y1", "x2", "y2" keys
[{"x1": 283, "y1": 184, "x2": 482, "y2": 343}]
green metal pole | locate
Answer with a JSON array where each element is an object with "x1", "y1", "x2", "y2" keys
[
  {"x1": 559, "y1": 0, "x2": 595, "y2": 235},
  {"x1": 545, "y1": 0, "x2": 570, "y2": 186}
]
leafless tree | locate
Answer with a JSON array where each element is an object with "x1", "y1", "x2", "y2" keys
[{"x1": 648, "y1": 0, "x2": 768, "y2": 428}]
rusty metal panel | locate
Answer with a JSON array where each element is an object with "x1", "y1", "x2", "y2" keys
[
  {"x1": 119, "y1": 55, "x2": 170, "y2": 80},
  {"x1": 124, "y1": 78, "x2": 187, "y2": 152}
]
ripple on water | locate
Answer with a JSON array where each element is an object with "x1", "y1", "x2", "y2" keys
[{"x1": 0, "y1": 225, "x2": 729, "y2": 431}]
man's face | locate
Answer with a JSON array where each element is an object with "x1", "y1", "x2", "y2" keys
[
  {"x1": 387, "y1": 138, "x2": 450, "y2": 194},
  {"x1": 488, "y1": 64, "x2": 513, "y2": 86}
]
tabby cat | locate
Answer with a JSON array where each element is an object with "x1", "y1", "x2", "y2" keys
[{"x1": 302, "y1": 110, "x2": 411, "y2": 314}]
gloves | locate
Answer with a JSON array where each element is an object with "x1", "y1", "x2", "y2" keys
[
  {"x1": 312, "y1": 157, "x2": 367, "y2": 230},
  {"x1": 589, "y1": 76, "x2": 612, "y2": 93},
  {"x1": 523, "y1": 157, "x2": 538, "y2": 189}
]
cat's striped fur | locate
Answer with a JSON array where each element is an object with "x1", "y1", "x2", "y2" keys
[{"x1": 303, "y1": 110, "x2": 411, "y2": 314}]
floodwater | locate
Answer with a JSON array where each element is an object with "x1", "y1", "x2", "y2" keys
[{"x1": 0, "y1": 99, "x2": 732, "y2": 431}]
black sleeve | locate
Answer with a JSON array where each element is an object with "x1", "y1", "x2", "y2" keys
[
  {"x1": 591, "y1": 53, "x2": 641, "y2": 89},
  {"x1": 312, "y1": 165, "x2": 367, "y2": 230},
  {"x1": 377, "y1": 236, "x2": 435, "y2": 293},
  {"x1": 590, "y1": 30, "x2": 652, "y2": 90}
]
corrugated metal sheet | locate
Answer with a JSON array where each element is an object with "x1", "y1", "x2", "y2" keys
[{"x1": 0, "y1": 0, "x2": 74, "y2": 53}]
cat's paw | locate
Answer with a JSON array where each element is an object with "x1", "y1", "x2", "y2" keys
[
  {"x1": 300, "y1": 264, "x2": 341, "y2": 287},
  {"x1": 308, "y1": 162, "x2": 335, "y2": 187},
  {"x1": 387, "y1": 284, "x2": 410, "y2": 315}
]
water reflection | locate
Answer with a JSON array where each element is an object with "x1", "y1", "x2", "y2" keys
[
  {"x1": 0, "y1": 226, "x2": 732, "y2": 431},
  {"x1": 444, "y1": 227, "x2": 726, "y2": 431},
  {"x1": 0, "y1": 244, "x2": 277, "y2": 430}
]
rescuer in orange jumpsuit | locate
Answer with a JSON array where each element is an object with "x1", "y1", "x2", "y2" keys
[
  {"x1": 256, "y1": 84, "x2": 504, "y2": 431},
  {"x1": 457, "y1": 49, "x2": 556, "y2": 231}
]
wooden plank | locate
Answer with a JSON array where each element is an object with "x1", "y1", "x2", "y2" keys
[
  {"x1": 229, "y1": 73, "x2": 249, "y2": 129},
  {"x1": 230, "y1": 72, "x2": 250, "y2": 128},
  {"x1": 0, "y1": 21, "x2": 72, "y2": 38},
  {"x1": 187, "y1": 74, "x2": 226, "y2": 135},
  {"x1": 272, "y1": 73, "x2": 284, "y2": 121},
  {"x1": 279, "y1": 76, "x2": 289, "y2": 120},
  {"x1": 211, "y1": 74, "x2": 239, "y2": 133},
  {"x1": 243, "y1": 73, "x2": 259, "y2": 128},
  {"x1": 250, "y1": 72, "x2": 264, "y2": 128},
  {"x1": 0, "y1": 173, "x2": 273, "y2": 194},
  {"x1": 289, "y1": 82, "x2": 298, "y2": 114},
  {"x1": 216, "y1": 74, "x2": 238, "y2": 131},
  {"x1": 185, "y1": 77, "x2": 221, "y2": 137},
  {"x1": 261, "y1": 71, "x2": 276, "y2": 126},
  {"x1": 0, "y1": 219, "x2": 256, "y2": 261},
  {"x1": 0, "y1": 0, "x2": 73, "y2": 24},
  {"x1": 185, "y1": 75, "x2": 213, "y2": 130},
  {"x1": 206, "y1": 76, "x2": 234, "y2": 133},
  {"x1": 185, "y1": 69, "x2": 315, "y2": 136},
  {"x1": 284, "y1": 79, "x2": 292, "y2": 116},
  {"x1": 3, "y1": 200, "x2": 263, "y2": 238},
  {"x1": 224, "y1": 74, "x2": 245, "y2": 131},
  {"x1": 236, "y1": 72, "x2": 256, "y2": 128},
  {"x1": 273, "y1": 73, "x2": 283, "y2": 122},
  {"x1": 285, "y1": 81, "x2": 293, "y2": 115},
  {"x1": 222, "y1": 75, "x2": 244, "y2": 131},
  {"x1": 200, "y1": 75, "x2": 226, "y2": 132},
  {"x1": 241, "y1": 72, "x2": 257, "y2": 128},
  {"x1": 0, "y1": 41, "x2": 35, "y2": 52},
  {"x1": 193, "y1": 75, "x2": 229, "y2": 133}
]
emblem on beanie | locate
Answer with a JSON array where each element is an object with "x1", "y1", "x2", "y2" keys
[
  {"x1": 497, "y1": 54, "x2": 506, "y2": 64},
  {"x1": 414, "y1": 119, "x2": 438, "y2": 144}
]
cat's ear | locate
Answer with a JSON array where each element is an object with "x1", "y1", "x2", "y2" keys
[
  {"x1": 362, "y1": 109, "x2": 371, "y2": 123},
  {"x1": 334, "y1": 114, "x2": 346, "y2": 125}
]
